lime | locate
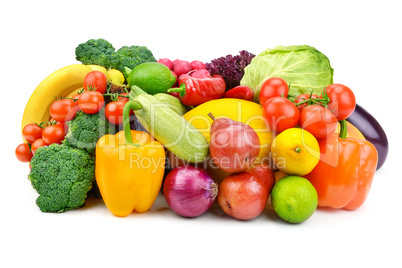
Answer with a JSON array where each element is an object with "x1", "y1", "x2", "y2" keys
[
  {"x1": 128, "y1": 62, "x2": 176, "y2": 95},
  {"x1": 271, "y1": 175, "x2": 318, "y2": 223},
  {"x1": 271, "y1": 128, "x2": 320, "y2": 176}
]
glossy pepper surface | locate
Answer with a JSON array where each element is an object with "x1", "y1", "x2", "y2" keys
[
  {"x1": 168, "y1": 74, "x2": 226, "y2": 106},
  {"x1": 95, "y1": 129, "x2": 166, "y2": 217},
  {"x1": 224, "y1": 85, "x2": 255, "y2": 101},
  {"x1": 305, "y1": 120, "x2": 378, "y2": 210}
]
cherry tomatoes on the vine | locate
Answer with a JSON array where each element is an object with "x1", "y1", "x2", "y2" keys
[
  {"x1": 262, "y1": 97, "x2": 300, "y2": 133},
  {"x1": 31, "y1": 138, "x2": 48, "y2": 154},
  {"x1": 42, "y1": 124, "x2": 66, "y2": 145},
  {"x1": 300, "y1": 105, "x2": 338, "y2": 140},
  {"x1": 105, "y1": 100, "x2": 126, "y2": 125},
  {"x1": 50, "y1": 99, "x2": 78, "y2": 122},
  {"x1": 259, "y1": 77, "x2": 289, "y2": 105},
  {"x1": 324, "y1": 84, "x2": 356, "y2": 121},
  {"x1": 15, "y1": 143, "x2": 33, "y2": 162},
  {"x1": 22, "y1": 123, "x2": 43, "y2": 144},
  {"x1": 294, "y1": 93, "x2": 320, "y2": 113},
  {"x1": 78, "y1": 90, "x2": 105, "y2": 114},
  {"x1": 83, "y1": 71, "x2": 108, "y2": 94}
]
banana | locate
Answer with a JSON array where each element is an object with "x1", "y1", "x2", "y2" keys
[{"x1": 21, "y1": 64, "x2": 92, "y2": 135}]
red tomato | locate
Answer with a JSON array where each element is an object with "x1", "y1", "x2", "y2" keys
[
  {"x1": 42, "y1": 124, "x2": 66, "y2": 145},
  {"x1": 22, "y1": 123, "x2": 43, "y2": 144},
  {"x1": 324, "y1": 84, "x2": 356, "y2": 121},
  {"x1": 105, "y1": 101, "x2": 126, "y2": 125},
  {"x1": 262, "y1": 97, "x2": 300, "y2": 133},
  {"x1": 259, "y1": 77, "x2": 289, "y2": 105},
  {"x1": 15, "y1": 143, "x2": 33, "y2": 162},
  {"x1": 31, "y1": 138, "x2": 48, "y2": 154},
  {"x1": 72, "y1": 93, "x2": 81, "y2": 102},
  {"x1": 294, "y1": 93, "x2": 320, "y2": 113},
  {"x1": 78, "y1": 90, "x2": 105, "y2": 114},
  {"x1": 118, "y1": 92, "x2": 130, "y2": 103},
  {"x1": 300, "y1": 105, "x2": 338, "y2": 139},
  {"x1": 50, "y1": 99, "x2": 79, "y2": 122},
  {"x1": 83, "y1": 71, "x2": 108, "y2": 94}
]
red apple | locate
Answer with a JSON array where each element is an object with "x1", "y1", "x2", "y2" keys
[{"x1": 217, "y1": 163, "x2": 275, "y2": 220}]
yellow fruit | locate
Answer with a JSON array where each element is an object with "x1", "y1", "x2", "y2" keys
[
  {"x1": 87, "y1": 65, "x2": 108, "y2": 77},
  {"x1": 21, "y1": 64, "x2": 92, "y2": 138},
  {"x1": 270, "y1": 128, "x2": 320, "y2": 176},
  {"x1": 107, "y1": 69, "x2": 125, "y2": 85},
  {"x1": 183, "y1": 98, "x2": 272, "y2": 162}
]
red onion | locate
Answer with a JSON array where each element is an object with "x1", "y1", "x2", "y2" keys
[{"x1": 163, "y1": 165, "x2": 218, "y2": 218}]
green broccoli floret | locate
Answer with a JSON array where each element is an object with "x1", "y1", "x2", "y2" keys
[
  {"x1": 28, "y1": 144, "x2": 95, "y2": 213},
  {"x1": 113, "y1": 45, "x2": 157, "y2": 74},
  {"x1": 75, "y1": 38, "x2": 118, "y2": 69},
  {"x1": 63, "y1": 108, "x2": 115, "y2": 154}
]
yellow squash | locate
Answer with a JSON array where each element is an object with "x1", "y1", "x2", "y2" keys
[{"x1": 183, "y1": 98, "x2": 272, "y2": 162}]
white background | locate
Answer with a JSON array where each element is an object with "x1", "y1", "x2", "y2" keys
[{"x1": 1, "y1": 0, "x2": 400, "y2": 267}]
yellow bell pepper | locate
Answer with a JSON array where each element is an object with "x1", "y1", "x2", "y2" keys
[{"x1": 95, "y1": 129, "x2": 166, "y2": 217}]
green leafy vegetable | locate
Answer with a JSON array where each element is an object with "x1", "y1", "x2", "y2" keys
[
  {"x1": 240, "y1": 45, "x2": 334, "y2": 102},
  {"x1": 29, "y1": 144, "x2": 95, "y2": 213}
]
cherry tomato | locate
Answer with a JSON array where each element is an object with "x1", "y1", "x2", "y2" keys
[
  {"x1": 300, "y1": 105, "x2": 338, "y2": 139},
  {"x1": 83, "y1": 71, "x2": 108, "y2": 94},
  {"x1": 50, "y1": 99, "x2": 78, "y2": 122},
  {"x1": 118, "y1": 92, "x2": 130, "y2": 103},
  {"x1": 15, "y1": 143, "x2": 33, "y2": 162},
  {"x1": 42, "y1": 124, "x2": 66, "y2": 145},
  {"x1": 105, "y1": 100, "x2": 126, "y2": 125},
  {"x1": 78, "y1": 90, "x2": 105, "y2": 114},
  {"x1": 262, "y1": 97, "x2": 300, "y2": 133},
  {"x1": 294, "y1": 93, "x2": 320, "y2": 113},
  {"x1": 22, "y1": 123, "x2": 43, "y2": 144},
  {"x1": 259, "y1": 77, "x2": 289, "y2": 105},
  {"x1": 72, "y1": 93, "x2": 81, "y2": 102},
  {"x1": 31, "y1": 138, "x2": 48, "y2": 154},
  {"x1": 324, "y1": 84, "x2": 356, "y2": 121}
]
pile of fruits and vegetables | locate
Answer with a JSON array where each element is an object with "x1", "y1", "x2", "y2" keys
[{"x1": 15, "y1": 38, "x2": 389, "y2": 223}]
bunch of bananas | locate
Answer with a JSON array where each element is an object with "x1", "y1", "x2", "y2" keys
[{"x1": 20, "y1": 64, "x2": 122, "y2": 138}]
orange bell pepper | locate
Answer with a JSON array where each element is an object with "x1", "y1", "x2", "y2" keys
[
  {"x1": 305, "y1": 120, "x2": 378, "y2": 210},
  {"x1": 95, "y1": 126, "x2": 166, "y2": 217}
]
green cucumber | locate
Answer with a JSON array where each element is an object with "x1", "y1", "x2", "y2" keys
[
  {"x1": 153, "y1": 93, "x2": 190, "y2": 116},
  {"x1": 123, "y1": 86, "x2": 209, "y2": 163}
]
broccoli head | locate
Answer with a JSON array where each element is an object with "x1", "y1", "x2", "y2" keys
[
  {"x1": 113, "y1": 45, "x2": 156, "y2": 74},
  {"x1": 29, "y1": 144, "x2": 95, "y2": 213},
  {"x1": 63, "y1": 108, "x2": 115, "y2": 154},
  {"x1": 75, "y1": 38, "x2": 118, "y2": 69}
]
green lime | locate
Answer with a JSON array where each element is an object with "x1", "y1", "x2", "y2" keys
[
  {"x1": 128, "y1": 62, "x2": 176, "y2": 95},
  {"x1": 271, "y1": 176, "x2": 318, "y2": 223}
]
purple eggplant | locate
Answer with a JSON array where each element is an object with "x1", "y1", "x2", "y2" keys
[{"x1": 346, "y1": 103, "x2": 388, "y2": 170}]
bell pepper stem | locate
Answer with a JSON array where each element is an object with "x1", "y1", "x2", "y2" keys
[
  {"x1": 123, "y1": 100, "x2": 143, "y2": 147},
  {"x1": 339, "y1": 119, "x2": 348, "y2": 139},
  {"x1": 167, "y1": 83, "x2": 187, "y2": 97}
]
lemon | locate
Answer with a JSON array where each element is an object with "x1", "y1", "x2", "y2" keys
[
  {"x1": 271, "y1": 128, "x2": 320, "y2": 176},
  {"x1": 128, "y1": 62, "x2": 176, "y2": 95},
  {"x1": 271, "y1": 176, "x2": 318, "y2": 223}
]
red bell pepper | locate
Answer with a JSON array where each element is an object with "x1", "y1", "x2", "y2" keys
[
  {"x1": 305, "y1": 120, "x2": 378, "y2": 210},
  {"x1": 224, "y1": 85, "x2": 254, "y2": 101},
  {"x1": 168, "y1": 75, "x2": 226, "y2": 106}
]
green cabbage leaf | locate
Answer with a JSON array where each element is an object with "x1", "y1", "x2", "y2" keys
[{"x1": 240, "y1": 45, "x2": 334, "y2": 102}]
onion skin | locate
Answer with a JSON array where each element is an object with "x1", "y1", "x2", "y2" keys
[
  {"x1": 346, "y1": 103, "x2": 388, "y2": 170},
  {"x1": 163, "y1": 165, "x2": 218, "y2": 218}
]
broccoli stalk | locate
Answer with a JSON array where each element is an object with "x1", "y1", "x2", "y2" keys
[{"x1": 28, "y1": 144, "x2": 95, "y2": 213}]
